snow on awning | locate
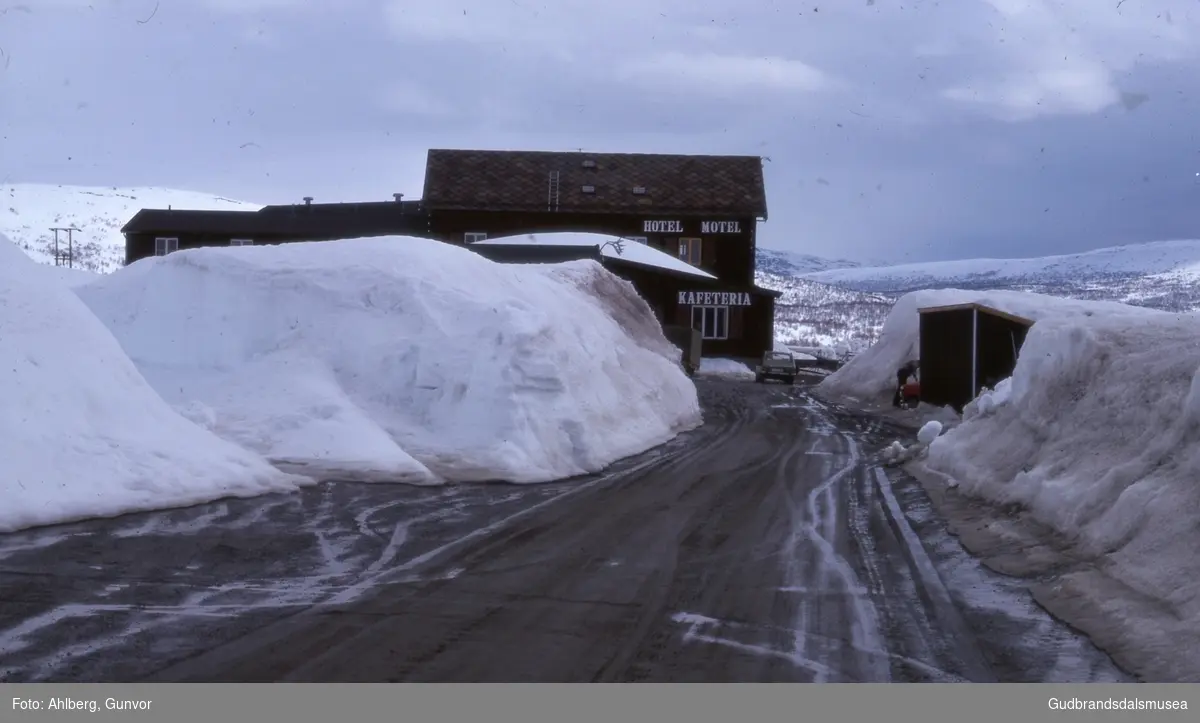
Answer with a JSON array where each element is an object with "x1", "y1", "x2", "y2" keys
[{"x1": 474, "y1": 232, "x2": 717, "y2": 280}]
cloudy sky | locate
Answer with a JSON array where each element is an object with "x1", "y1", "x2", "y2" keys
[{"x1": 3, "y1": 0, "x2": 1199, "y2": 263}]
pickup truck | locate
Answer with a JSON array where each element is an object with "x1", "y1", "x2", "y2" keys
[{"x1": 755, "y1": 351, "x2": 796, "y2": 385}]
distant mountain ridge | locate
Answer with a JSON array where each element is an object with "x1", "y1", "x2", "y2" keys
[{"x1": 754, "y1": 240, "x2": 1200, "y2": 354}]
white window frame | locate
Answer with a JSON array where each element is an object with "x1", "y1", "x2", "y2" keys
[
  {"x1": 464, "y1": 232, "x2": 487, "y2": 244},
  {"x1": 229, "y1": 238, "x2": 254, "y2": 246},
  {"x1": 154, "y1": 237, "x2": 179, "y2": 256},
  {"x1": 678, "y1": 237, "x2": 702, "y2": 265},
  {"x1": 691, "y1": 305, "x2": 728, "y2": 340}
]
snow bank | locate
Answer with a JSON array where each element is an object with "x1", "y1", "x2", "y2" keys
[
  {"x1": 697, "y1": 358, "x2": 756, "y2": 380},
  {"x1": 78, "y1": 236, "x2": 701, "y2": 484},
  {"x1": 0, "y1": 234, "x2": 305, "y2": 533},
  {"x1": 924, "y1": 309, "x2": 1200, "y2": 676},
  {"x1": 816, "y1": 288, "x2": 1164, "y2": 405}
]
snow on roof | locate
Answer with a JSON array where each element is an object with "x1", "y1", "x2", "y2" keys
[{"x1": 475, "y1": 232, "x2": 717, "y2": 280}]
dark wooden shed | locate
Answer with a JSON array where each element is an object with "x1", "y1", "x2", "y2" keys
[{"x1": 917, "y1": 302, "x2": 1034, "y2": 412}]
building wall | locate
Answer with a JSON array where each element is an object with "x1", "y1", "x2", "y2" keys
[
  {"x1": 614, "y1": 264, "x2": 776, "y2": 360},
  {"x1": 428, "y1": 209, "x2": 758, "y2": 285},
  {"x1": 975, "y1": 312, "x2": 1031, "y2": 392},
  {"x1": 918, "y1": 307, "x2": 975, "y2": 411}
]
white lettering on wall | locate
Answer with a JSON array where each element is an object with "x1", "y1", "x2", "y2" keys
[
  {"x1": 642, "y1": 220, "x2": 684, "y2": 233},
  {"x1": 676, "y1": 291, "x2": 753, "y2": 307},
  {"x1": 699, "y1": 220, "x2": 741, "y2": 234}
]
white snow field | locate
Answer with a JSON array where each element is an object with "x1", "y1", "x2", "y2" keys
[
  {"x1": 77, "y1": 236, "x2": 703, "y2": 485},
  {"x1": 819, "y1": 287, "x2": 1200, "y2": 679},
  {"x1": 803, "y1": 238, "x2": 1200, "y2": 288},
  {"x1": 0, "y1": 234, "x2": 306, "y2": 534}
]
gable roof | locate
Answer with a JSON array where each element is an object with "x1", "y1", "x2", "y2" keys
[{"x1": 422, "y1": 149, "x2": 767, "y2": 218}]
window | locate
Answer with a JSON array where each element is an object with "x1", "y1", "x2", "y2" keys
[
  {"x1": 678, "y1": 237, "x2": 701, "y2": 265},
  {"x1": 229, "y1": 238, "x2": 254, "y2": 246},
  {"x1": 464, "y1": 232, "x2": 487, "y2": 244},
  {"x1": 691, "y1": 305, "x2": 728, "y2": 340},
  {"x1": 154, "y1": 237, "x2": 179, "y2": 256}
]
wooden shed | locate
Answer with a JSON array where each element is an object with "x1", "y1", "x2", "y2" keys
[{"x1": 917, "y1": 302, "x2": 1035, "y2": 412}]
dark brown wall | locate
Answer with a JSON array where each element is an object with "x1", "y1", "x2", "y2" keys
[
  {"x1": 614, "y1": 264, "x2": 774, "y2": 360},
  {"x1": 975, "y1": 312, "x2": 1030, "y2": 392},
  {"x1": 919, "y1": 308, "x2": 975, "y2": 411},
  {"x1": 428, "y1": 209, "x2": 757, "y2": 286}
]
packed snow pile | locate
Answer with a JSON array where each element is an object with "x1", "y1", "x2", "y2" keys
[
  {"x1": 78, "y1": 236, "x2": 702, "y2": 484},
  {"x1": 879, "y1": 420, "x2": 944, "y2": 466},
  {"x1": 0, "y1": 234, "x2": 305, "y2": 533},
  {"x1": 962, "y1": 378, "x2": 1013, "y2": 421},
  {"x1": 697, "y1": 357, "x2": 756, "y2": 380},
  {"x1": 923, "y1": 309, "x2": 1200, "y2": 677},
  {"x1": 916, "y1": 420, "x2": 943, "y2": 445},
  {"x1": 816, "y1": 288, "x2": 1164, "y2": 405}
]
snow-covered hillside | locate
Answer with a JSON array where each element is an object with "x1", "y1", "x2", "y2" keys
[
  {"x1": 756, "y1": 269, "x2": 894, "y2": 353},
  {"x1": 802, "y1": 240, "x2": 1200, "y2": 312},
  {"x1": 756, "y1": 248, "x2": 860, "y2": 277},
  {"x1": 1, "y1": 184, "x2": 261, "y2": 273}
]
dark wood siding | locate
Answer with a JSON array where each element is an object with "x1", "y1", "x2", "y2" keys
[
  {"x1": 919, "y1": 308, "x2": 975, "y2": 411},
  {"x1": 919, "y1": 305, "x2": 1033, "y2": 411},
  {"x1": 975, "y1": 310, "x2": 1031, "y2": 392}
]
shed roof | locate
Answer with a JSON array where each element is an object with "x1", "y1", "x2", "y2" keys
[
  {"x1": 422, "y1": 149, "x2": 768, "y2": 217},
  {"x1": 917, "y1": 301, "x2": 1035, "y2": 327}
]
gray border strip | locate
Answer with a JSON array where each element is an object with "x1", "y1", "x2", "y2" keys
[{"x1": 4, "y1": 683, "x2": 1196, "y2": 723}]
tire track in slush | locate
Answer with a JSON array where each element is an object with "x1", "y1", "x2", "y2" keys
[{"x1": 785, "y1": 414, "x2": 888, "y2": 682}]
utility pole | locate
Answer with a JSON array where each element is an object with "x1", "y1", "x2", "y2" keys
[{"x1": 49, "y1": 226, "x2": 79, "y2": 268}]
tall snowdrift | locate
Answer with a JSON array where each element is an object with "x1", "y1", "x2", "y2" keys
[
  {"x1": 77, "y1": 237, "x2": 702, "y2": 484},
  {"x1": 816, "y1": 288, "x2": 1164, "y2": 404},
  {"x1": 0, "y1": 234, "x2": 305, "y2": 533},
  {"x1": 923, "y1": 309, "x2": 1200, "y2": 679}
]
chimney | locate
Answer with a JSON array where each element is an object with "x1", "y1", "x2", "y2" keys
[
  {"x1": 393, "y1": 193, "x2": 404, "y2": 203},
  {"x1": 303, "y1": 196, "x2": 313, "y2": 205}
]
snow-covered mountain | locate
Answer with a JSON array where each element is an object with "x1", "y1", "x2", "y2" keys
[
  {"x1": 756, "y1": 248, "x2": 860, "y2": 277},
  {"x1": 802, "y1": 240, "x2": 1200, "y2": 313},
  {"x1": 1, "y1": 184, "x2": 261, "y2": 273},
  {"x1": 755, "y1": 240, "x2": 1200, "y2": 354}
]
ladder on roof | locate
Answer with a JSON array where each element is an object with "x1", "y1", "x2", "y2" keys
[{"x1": 547, "y1": 171, "x2": 560, "y2": 212}]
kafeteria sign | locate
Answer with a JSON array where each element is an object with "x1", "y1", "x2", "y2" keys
[
  {"x1": 677, "y1": 291, "x2": 753, "y2": 307},
  {"x1": 699, "y1": 220, "x2": 741, "y2": 234}
]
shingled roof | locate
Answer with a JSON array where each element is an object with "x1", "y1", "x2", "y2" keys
[{"x1": 422, "y1": 149, "x2": 768, "y2": 218}]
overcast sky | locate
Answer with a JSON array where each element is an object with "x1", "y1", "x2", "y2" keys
[{"x1": 3, "y1": 0, "x2": 1199, "y2": 263}]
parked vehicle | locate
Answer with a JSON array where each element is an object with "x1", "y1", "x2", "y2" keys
[{"x1": 755, "y1": 351, "x2": 796, "y2": 385}]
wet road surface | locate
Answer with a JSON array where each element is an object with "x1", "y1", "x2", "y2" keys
[{"x1": 0, "y1": 378, "x2": 1131, "y2": 682}]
